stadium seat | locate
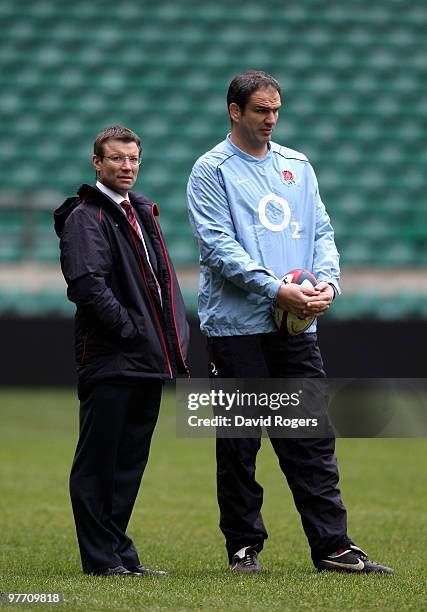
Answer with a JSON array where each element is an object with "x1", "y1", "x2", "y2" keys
[{"x1": 0, "y1": 0, "x2": 425, "y2": 320}]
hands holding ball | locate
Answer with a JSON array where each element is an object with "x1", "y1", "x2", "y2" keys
[{"x1": 274, "y1": 269, "x2": 334, "y2": 336}]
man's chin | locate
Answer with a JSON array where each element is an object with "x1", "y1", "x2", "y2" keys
[
  {"x1": 256, "y1": 137, "x2": 272, "y2": 149},
  {"x1": 117, "y1": 180, "x2": 135, "y2": 191}
]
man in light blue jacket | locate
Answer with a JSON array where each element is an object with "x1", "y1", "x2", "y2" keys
[{"x1": 187, "y1": 70, "x2": 392, "y2": 574}]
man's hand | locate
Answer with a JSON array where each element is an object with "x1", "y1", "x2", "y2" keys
[
  {"x1": 276, "y1": 281, "x2": 334, "y2": 319},
  {"x1": 304, "y1": 282, "x2": 334, "y2": 317},
  {"x1": 276, "y1": 282, "x2": 319, "y2": 319}
]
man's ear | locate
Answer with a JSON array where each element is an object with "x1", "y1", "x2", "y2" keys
[
  {"x1": 229, "y1": 102, "x2": 242, "y2": 124},
  {"x1": 92, "y1": 154, "x2": 101, "y2": 173}
]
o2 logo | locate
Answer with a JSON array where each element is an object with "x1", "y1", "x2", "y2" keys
[{"x1": 258, "y1": 193, "x2": 301, "y2": 238}]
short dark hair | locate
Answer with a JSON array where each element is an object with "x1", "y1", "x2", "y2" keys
[
  {"x1": 227, "y1": 70, "x2": 281, "y2": 114},
  {"x1": 93, "y1": 125, "x2": 141, "y2": 157}
]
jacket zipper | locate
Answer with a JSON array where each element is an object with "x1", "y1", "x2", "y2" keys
[
  {"x1": 127, "y1": 226, "x2": 173, "y2": 378},
  {"x1": 152, "y1": 207, "x2": 190, "y2": 376},
  {"x1": 81, "y1": 335, "x2": 88, "y2": 364}
]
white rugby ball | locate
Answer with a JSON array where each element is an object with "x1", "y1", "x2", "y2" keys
[{"x1": 274, "y1": 269, "x2": 318, "y2": 336}]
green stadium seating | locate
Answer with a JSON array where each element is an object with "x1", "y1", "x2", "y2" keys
[{"x1": 0, "y1": 0, "x2": 426, "y2": 318}]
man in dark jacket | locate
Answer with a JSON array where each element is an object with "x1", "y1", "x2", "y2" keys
[{"x1": 54, "y1": 125, "x2": 189, "y2": 576}]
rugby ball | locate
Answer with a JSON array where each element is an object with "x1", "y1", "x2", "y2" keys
[{"x1": 274, "y1": 269, "x2": 318, "y2": 336}]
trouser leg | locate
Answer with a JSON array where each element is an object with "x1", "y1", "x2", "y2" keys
[
  {"x1": 216, "y1": 436, "x2": 267, "y2": 563},
  {"x1": 110, "y1": 381, "x2": 162, "y2": 567},
  {"x1": 69, "y1": 380, "x2": 161, "y2": 573},
  {"x1": 209, "y1": 335, "x2": 270, "y2": 562},
  {"x1": 269, "y1": 435, "x2": 351, "y2": 564},
  {"x1": 264, "y1": 332, "x2": 352, "y2": 564}
]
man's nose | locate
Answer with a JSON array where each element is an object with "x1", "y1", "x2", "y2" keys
[
  {"x1": 121, "y1": 157, "x2": 133, "y2": 169},
  {"x1": 265, "y1": 111, "x2": 277, "y2": 124}
]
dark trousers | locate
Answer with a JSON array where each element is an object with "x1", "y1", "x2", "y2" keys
[
  {"x1": 69, "y1": 379, "x2": 162, "y2": 574},
  {"x1": 208, "y1": 332, "x2": 352, "y2": 565}
]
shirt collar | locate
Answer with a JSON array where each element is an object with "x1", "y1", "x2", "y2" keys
[
  {"x1": 96, "y1": 181, "x2": 128, "y2": 205},
  {"x1": 226, "y1": 134, "x2": 272, "y2": 163}
]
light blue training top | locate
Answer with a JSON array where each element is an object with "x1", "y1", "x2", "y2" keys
[{"x1": 187, "y1": 135, "x2": 340, "y2": 337}]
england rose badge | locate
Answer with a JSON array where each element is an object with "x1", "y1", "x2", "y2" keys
[{"x1": 281, "y1": 169, "x2": 295, "y2": 185}]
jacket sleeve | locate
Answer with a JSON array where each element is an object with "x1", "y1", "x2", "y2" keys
[
  {"x1": 60, "y1": 205, "x2": 139, "y2": 341},
  {"x1": 310, "y1": 165, "x2": 342, "y2": 295},
  {"x1": 187, "y1": 161, "x2": 281, "y2": 299}
]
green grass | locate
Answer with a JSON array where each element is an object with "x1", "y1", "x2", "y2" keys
[{"x1": 0, "y1": 389, "x2": 426, "y2": 611}]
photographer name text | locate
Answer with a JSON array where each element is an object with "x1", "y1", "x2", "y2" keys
[{"x1": 187, "y1": 415, "x2": 318, "y2": 429}]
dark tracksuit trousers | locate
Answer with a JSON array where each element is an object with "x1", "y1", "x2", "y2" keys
[
  {"x1": 69, "y1": 379, "x2": 162, "y2": 574},
  {"x1": 208, "y1": 332, "x2": 352, "y2": 566}
]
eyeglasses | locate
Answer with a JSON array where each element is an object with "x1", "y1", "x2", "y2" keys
[{"x1": 102, "y1": 155, "x2": 142, "y2": 166}]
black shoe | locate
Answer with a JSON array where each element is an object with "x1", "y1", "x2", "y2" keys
[
  {"x1": 126, "y1": 564, "x2": 168, "y2": 576},
  {"x1": 230, "y1": 546, "x2": 262, "y2": 573},
  {"x1": 94, "y1": 565, "x2": 142, "y2": 577},
  {"x1": 317, "y1": 545, "x2": 394, "y2": 574}
]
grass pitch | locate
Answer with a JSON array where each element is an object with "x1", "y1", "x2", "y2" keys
[{"x1": 0, "y1": 389, "x2": 426, "y2": 611}]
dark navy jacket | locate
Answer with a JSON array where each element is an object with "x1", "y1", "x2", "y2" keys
[{"x1": 54, "y1": 184, "x2": 189, "y2": 391}]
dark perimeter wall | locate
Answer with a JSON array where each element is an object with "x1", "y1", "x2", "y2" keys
[{"x1": 1, "y1": 317, "x2": 426, "y2": 386}]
